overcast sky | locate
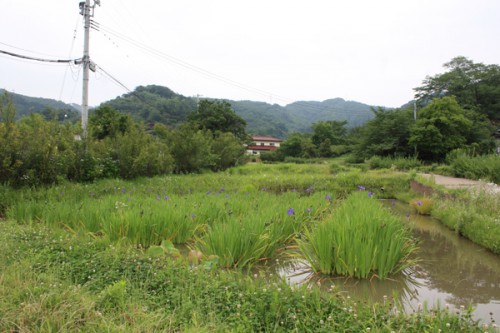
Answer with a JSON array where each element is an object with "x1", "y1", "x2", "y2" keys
[{"x1": 1, "y1": 0, "x2": 499, "y2": 108}]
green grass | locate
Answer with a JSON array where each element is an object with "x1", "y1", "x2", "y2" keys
[
  {"x1": 0, "y1": 163, "x2": 496, "y2": 331},
  {"x1": 0, "y1": 220, "x2": 490, "y2": 332},
  {"x1": 297, "y1": 192, "x2": 417, "y2": 279},
  {"x1": 5, "y1": 166, "x2": 412, "y2": 262},
  {"x1": 368, "y1": 156, "x2": 423, "y2": 171},
  {"x1": 431, "y1": 187, "x2": 500, "y2": 254},
  {"x1": 448, "y1": 152, "x2": 500, "y2": 183}
]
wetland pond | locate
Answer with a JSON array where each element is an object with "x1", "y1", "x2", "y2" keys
[{"x1": 261, "y1": 200, "x2": 500, "y2": 324}]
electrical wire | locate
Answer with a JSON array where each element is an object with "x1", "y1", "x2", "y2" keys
[
  {"x1": 94, "y1": 23, "x2": 358, "y2": 114},
  {"x1": 0, "y1": 49, "x2": 79, "y2": 64},
  {"x1": 95, "y1": 23, "x2": 295, "y2": 105},
  {"x1": 59, "y1": 16, "x2": 83, "y2": 101},
  {"x1": 95, "y1": 64, "x2": 160, "y2": 112}
]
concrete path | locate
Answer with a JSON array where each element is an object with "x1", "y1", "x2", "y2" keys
[{"x1": 420, "y1": 174, "x2": 500, "y2": 193}]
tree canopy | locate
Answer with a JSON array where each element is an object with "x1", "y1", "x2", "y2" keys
[
  {"x1": 352, "y1": 107, "x2": 414, "y2": 160},
  {"x1": 415, "y1": 56, "x2": 500, "y2": 122},
  {"x1": 187, "y1": 100, "x2": 248, "y2": 142},
  {"x1": 409, "y1": 97, "x2": 472, "y2": 161}
]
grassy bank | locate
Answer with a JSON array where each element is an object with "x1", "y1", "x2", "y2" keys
[
  {"x1": 0, "y1": 220, "x2": 489, "y2": 332},
  {"x1": 431, "y1": 186, "x2": 500, "y2": 254}
]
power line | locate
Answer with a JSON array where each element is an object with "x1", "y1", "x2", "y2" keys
[
  {"x1": 95, "y1": 23, "x2": 295, "y2": 104},
  {"x1": 93, "y1": 23, "x2": 358, "y2": 114},
  {"x1": 0, "y1": 49, "x2": 79, "y2": 64},
  {"x1": 95, "y1": 64, "x2": 163, "y2": 112}
]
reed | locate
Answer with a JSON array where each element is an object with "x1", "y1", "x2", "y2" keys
[{"x1": 298, "y1": 191, "x2": 417, "y2": 279}]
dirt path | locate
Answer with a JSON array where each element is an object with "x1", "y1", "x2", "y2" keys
[{"x1": 420, "y1": 174, "x2": 500, "y2": 193}]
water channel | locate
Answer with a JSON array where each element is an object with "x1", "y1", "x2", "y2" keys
[{"x1": 267, "y1": 200, "x2": 500, "y2": 325}]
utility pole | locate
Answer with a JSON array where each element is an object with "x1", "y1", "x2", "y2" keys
[
  {"x1": 79, "y1": 0, "x2": 100, "y2": 138},
  {"x1": 413, "y1": 101, "x2": 417, "y2": 156}
]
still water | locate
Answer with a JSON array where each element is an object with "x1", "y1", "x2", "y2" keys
[{"x1": 271, "y1": 200, "x2": 500, "y2": 324}]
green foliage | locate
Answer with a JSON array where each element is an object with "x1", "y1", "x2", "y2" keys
[
  {"x1": 1, "y1": 221, "x2": 486, "y2": 332},
  {"x1": 210, "y1": 132, "x2": 246, "y2": 171},
  {"x1": 311, "y1": 120, "x2": 348, "y2": 157},
  {"x1": 410, "y1": 97, "x2": 472, "y2": 161},
  {"x1": 297, "y1": 192, "x2": 417, "y2": 279},
  {"x1": 415, "y1": 56, "x2": 500, "y2": 122},
  {"x1": 168, "y1": 124, "x2": 215, "y2": 173},
  {"x1": 410, "y1": 197, "x2": 433, "y2": 215},
  {"x1": 89, "y1": 105, "x2": 132, "y2": 140},
  {"x1": 432, "y1": 188, "x2": 500, "y2": 254},
  {"x1": 278, "y1": 132, "x2": 317, "y2": 158},
  {"x1": 188, "y1": 99, "x2": 248, "y2": 142},
  {"x1": 0, "y1": 88, "x2": 80, "y2": 122},
  {"x1": 368, "y1": 156, "x2": 423, "y2": 171},
  {"x1": 97, "y1": 280, "x2": 127, "y2": 311},
  {"x1": 104, "y1": 85, "x2": 196, "y2": 126},
  {"x1": 353, "y1": 107, "x2": 414, "y2": 160},
  {"x1": 1, "y1": 114, "x2": 76, "y2": 186},
  {"x1": 447, "y1": 150, "x2": 500, "y2": 183}
]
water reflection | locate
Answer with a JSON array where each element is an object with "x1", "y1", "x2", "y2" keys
[{"x1": 257, "y1": 200, "x2": 500, "y2": 324}]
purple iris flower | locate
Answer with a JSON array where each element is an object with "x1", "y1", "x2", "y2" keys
[
  {"x1": 357, "y1": 185, "x2": 366, "y2": 191},
  {"x1": 306, "y1": 208, "x2": 312, "y2": 213},
  {"x1": 325, "y1": 194, "x2": 332, "y2": 200},
  {"x1": 417, "y1": 201, "x2": 423, "y2": 206},
  {"x1": 368, "y1": 192, "x2": 374, "y2": 198},
  {"x1": 287, "y1": 208, "x2": 295, "y2": 216}
]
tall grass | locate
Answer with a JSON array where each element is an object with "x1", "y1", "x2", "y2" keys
[
  {"x1": 368, "y1": 155, "x2": 423, "y2": 171},
  {"x1": 432, "y1": 187, "x2": 500, "y2": 254},
  {"x1": 447, "y1": 152, "x2": 500, "y2": 183},
  {"x1": 298, "y1": 191, "x2": 417, "y2": 279},
  {"x1": 196, "y1": 191, "x2": 333, "y2": 268}
]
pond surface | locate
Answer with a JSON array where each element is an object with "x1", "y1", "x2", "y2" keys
[{"x1": 269, "y1": 200, "x2": 500, "y2": 325}]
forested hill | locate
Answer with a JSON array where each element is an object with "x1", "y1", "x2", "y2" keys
[
  {"x1": 0, "y1": 89, "x2": 80, "y2": 122},
  {"x1": 3, "y1": 85, "x2": 378, "y2": 138},
  {"x1": 103, "y1": 85, "x2": 377, "y2": 137}
]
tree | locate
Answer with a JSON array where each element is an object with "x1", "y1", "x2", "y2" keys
[
  {"x1": 352, "y1": 107, "x2": 414, "y2": 160},
  {"x1": 311, "y1": 120, "x2": 348, "y2": 157},
  {"x1": 415, "y1": 56, "x2": 500, "y2": 122},
  {"x1": 278, "y1": 133, "x2": 317, "y2": 158},
  {"x1": 167, "y1": 123, "x2": 215, "y2": 173},
  {"x1": 211, "y1": 132, "x2": 245, "y2": 171},
  {"x1": 89, "y1": 105, "x2": 132, "y2": 140},
  {"x1": 409, "y1": 97, "x2": 472, "y2": 161},
  {"x1": 188, "y1": 100, "x2": 248, "y2": 142}
]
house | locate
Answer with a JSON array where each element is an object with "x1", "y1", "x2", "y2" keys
[{"x1": 246, "y1": 136, "x2": 283, "y2": 155}]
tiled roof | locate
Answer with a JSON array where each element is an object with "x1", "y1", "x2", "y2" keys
[{"x1": 251, "y1": 136, "x2": 282, "y2": 142}]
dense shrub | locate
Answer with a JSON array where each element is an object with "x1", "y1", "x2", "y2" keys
[
  {"x1": 369, "y1": 155, "x2": 422, "y2": 171},
  {"x1": 447, "y1": 149, "x2": 500, "y2": 183},
  {"x1": 0, "y1": 104, "x2": 246, "y2": 185}
]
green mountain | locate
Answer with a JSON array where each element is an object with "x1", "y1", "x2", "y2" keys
[
  {"x1": 103, "y1": 85, "x2": 376, "y2": 137},
  {"x1": 0, "y1": 89, "x2": 80, "y2": 122},
  {"x1": 3, "y1": 85, "x2": 378, "y2": 137}
]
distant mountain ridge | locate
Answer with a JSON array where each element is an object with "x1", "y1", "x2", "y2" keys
[
  {"x1": 2, "y1": 85, "x2": 379, "y2": 137},
  {"x1": 0, "y1": 89, "x2": 80, "y2": 122}
]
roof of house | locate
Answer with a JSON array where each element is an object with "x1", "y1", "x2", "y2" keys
[{"x1": 251, "y1": 136, "x2": 283, "y2": 142}]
